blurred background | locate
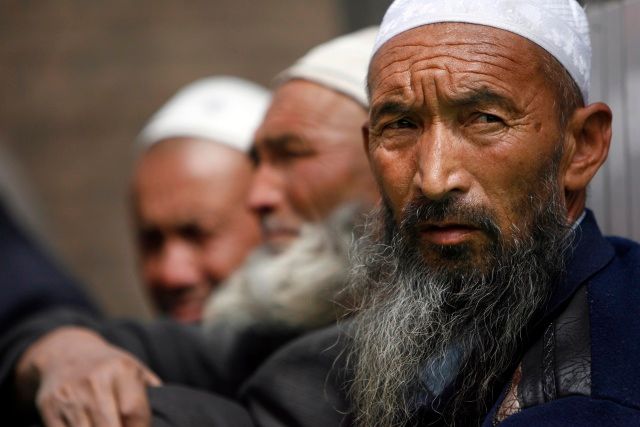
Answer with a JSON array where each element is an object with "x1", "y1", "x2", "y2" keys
[{"x1": 1, "y1": 0, "x2": 638, "y2": 318}]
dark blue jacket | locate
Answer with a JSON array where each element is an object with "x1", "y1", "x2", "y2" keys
[{"x1": 480, "y1": 210, "x2": 640, "y2": 425}]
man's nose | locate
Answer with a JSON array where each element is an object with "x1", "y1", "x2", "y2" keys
[
  {"x1": 149, "y1": 238, "x2": 200, "y2": 289},
  {"x1": 414, "y1": 126, "x2": 470, "y2": 200},
  {"x1": 248, "y1": 163, "x2": 285, "y2": 217}
]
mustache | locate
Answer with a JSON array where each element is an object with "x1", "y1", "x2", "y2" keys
[{"x1": 398, "y1": 194, "x2": 502, "y2": 242}]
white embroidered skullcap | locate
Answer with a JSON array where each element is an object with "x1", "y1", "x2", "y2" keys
[
  {"x1": 138, "y1": 76, "x2": 270, "y2": 151},
  {"x1": 373, "y1": 0, "x2": 591, "y2": 102},
  {"x1": 276, "y1": 26, "x2": 379, "y2": 107}
]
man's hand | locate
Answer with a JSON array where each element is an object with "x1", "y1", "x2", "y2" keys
[{"x1": 16, "y1": 326, "x2": 162, "y2": 427}]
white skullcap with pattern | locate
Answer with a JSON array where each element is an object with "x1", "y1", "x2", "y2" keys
[
  {"x1": 277, "y1": 26, "x2": 379, "y2": 108},
  {"x1": 138, "y1": 76, "x2": 270, "y2": 152},
  {"x1": 373, "y1": 0, "x2": 591, "y2": 102}
]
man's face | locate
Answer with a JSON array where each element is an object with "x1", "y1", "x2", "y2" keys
[
  {"x1": 366, "y1": 23, "x2": 568, "y2": 271},
  {"x1": 133, "y1": 138, "x2": 261, "y2": 323},
  {"x1": 350, "y1": 23, "x2": 581, "y2": 426},
  {"x1": 249, "y1": 80, "x2": 375, "y2": 250}
]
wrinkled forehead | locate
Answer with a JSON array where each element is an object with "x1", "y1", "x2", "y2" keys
[
  {"x1": 255, "y1": 79, "x2": 367, "y2": 145},
  {"x1": 368, "y1": 23, "x2": 548, "y2": 104}
]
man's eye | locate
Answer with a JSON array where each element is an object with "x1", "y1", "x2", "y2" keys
[
  {"x1": 386, "y1": 118, "x2": 416, "y2": 130},
  {"x1": 249, "y1": 146, "x2": 260, "y2": 166},
  {"x1": 475, "y1": 113, "x2": 504, "y2": 124},
  {"x1": 273, "y1": 147, "x2": 314, "y2": 162},
  {"x1": 179, "y1": 224, "x2": 210, "y2": 245},
  {"x1": 282, "y1": 149, "x2": 311, "y2": 157},
  {"x1": 139, "y1": 229, "x2": 164, "y2": 253}
]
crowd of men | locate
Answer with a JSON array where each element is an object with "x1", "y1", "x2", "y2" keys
[{"x1": 1, "y1": 0, "x2": 639, "y2": 426}]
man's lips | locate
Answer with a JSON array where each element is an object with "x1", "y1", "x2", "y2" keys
[
  {"x1": 418, "y1": 223, "x2": 480, "y2": 245},
  {"x1": 168, "y1": 300, "x2": 203, "y2": 323},
  {"x1": 153, "y1": 287, "x2": 211, "y2": 323}
]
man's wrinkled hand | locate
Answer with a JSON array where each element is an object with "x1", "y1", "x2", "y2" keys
[{"x1": 16, "y1": 327, "x2": 162, "y2": 427}]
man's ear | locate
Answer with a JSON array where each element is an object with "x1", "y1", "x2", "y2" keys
[{"x1": 562, "y1": 102, "x2": 612, "y2": 192}]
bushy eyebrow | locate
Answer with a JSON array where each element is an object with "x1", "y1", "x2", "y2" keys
[
  {"x1": 369, "y1": 87, "x2": 520, "y2": 127},
  {"x1": 448, "y1": 88, "x2": 519, "y2": 113},
  {"x1": 255, "y1": 134, "x2": 312, "y2": 160},
  {"x1": 369, "y1": 102, "x2": 413, "y2": 127},
  {"x1": 262, "y1": 134, "x2": 305, "y2": 151}
]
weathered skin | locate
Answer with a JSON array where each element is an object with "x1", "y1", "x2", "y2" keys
[
  {"x1": 249, "y1": 80, "x2": 378, "y2": 250},
  {"x1": 133, "y1": 138, "x2": 261, "y2": 323},
  {"x1": 365, "y1": 23, "x2": 611, "y2": 265}
]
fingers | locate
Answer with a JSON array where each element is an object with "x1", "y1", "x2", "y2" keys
[
  {"x1": 63, "y1": 405, "x2": 92, "y2": 427},
  {"x1": 114, "y1": 364, "x2": 152, "y2": 427},
  {"x1": 88, "y1": 372, "x2": 124, "y2": 427},
  {"x1": 27, "y1": 327, "x2": 159, "y2": 427},
  {"x1": 142, "y1": 368, "x2": 162, "y2": 387},
  {"x1": 37, "y1": 355, "x2": 155, "y2": 427},
  {"x1": 39, "y1": 402, "x2": 71, "y2": 427},
  {"x1": 38, "y1": 386, "x2": 94, "y2": 427}
]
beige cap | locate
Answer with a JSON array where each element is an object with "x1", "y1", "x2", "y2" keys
[{"x1": 276, "y1": 27, "x2": 378, "y2": 107}]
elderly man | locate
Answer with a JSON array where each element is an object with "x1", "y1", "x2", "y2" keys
[
  {"x1": 202, "y1": 27, "x2": 379, "y2": 336},
  {"x1": 342, "y1": 1, "x2": 626, "y2": 424},
  {"x1": 131, "y1": 77, "x2": 268, "y2": 322},
  {"x1": 186, "y1": 26, "x2": 381, "y2": 399}
]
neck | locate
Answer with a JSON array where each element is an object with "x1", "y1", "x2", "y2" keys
[{"x1": 565, "y1": 190, "x2": 586, "y2": 223}]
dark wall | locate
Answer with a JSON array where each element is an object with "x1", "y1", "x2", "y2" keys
[{"x1": 0, "y1": 0, "x2": 341, "y2": 317}]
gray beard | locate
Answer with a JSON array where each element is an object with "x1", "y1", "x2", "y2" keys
[
  {"x1": 202, "y1": 204, "x2": 361, "y2": 333},
  {"x1": 346, "y1": 176, "x2": 574, "y2": 426}
]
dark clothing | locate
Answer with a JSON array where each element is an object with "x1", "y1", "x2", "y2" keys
[
  {"x1": 3, "y1": 210, "x2": 639, "y2": 426},
  {"x1": 480, "y1": 212, "x2": 640, "y2": 425},
  {"x1": 0, "y1": 201, "x2": 98, "y2": 335},
  {"x1": 149, "y1": 385, "x2": 254, "y2": 427}
]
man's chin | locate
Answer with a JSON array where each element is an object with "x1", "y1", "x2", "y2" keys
[
  {"x1": 157, "y1": 299, "x2": 205, "y2": 323},
  {"x1": 168, "y1": 307, "x2": 203, "y2": 323},
  {"x1": 264, "y1": 234, "x2": 298, "y2": 254}
]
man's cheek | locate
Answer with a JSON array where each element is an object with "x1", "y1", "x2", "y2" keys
[{"x1": 373, "y1": 153, "x2": 415, "y2": 215}]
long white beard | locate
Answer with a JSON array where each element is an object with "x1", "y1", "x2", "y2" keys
[
  {"x1": 202, "y1": 206, "x2": 359, "y2": 333},
  {"x1": 346, "y1": 179, "x2": 573, "y2": 426}
]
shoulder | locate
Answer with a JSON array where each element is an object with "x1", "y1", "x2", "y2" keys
[
  {"x1": 605, "y1": 236, "x2": 640, "y2": 271},
  {"x1": 588, "y1": 236, "x2": 640, "y2": 414},
  {"x1": 240, "y1": 323, "x2": 353, "y2": 427}
]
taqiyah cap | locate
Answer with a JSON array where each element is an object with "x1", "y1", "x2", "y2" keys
[
  {"x1": 277, "y1": 27, "x2": 379, "y2": 107},
  {"x1": 373, "y1": 0, "x2": 591, "y2": 102},
  {"x1": 138, "y1": 76, "x2": 270, "y2": 151}
]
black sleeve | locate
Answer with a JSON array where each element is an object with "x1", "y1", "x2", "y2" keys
[
  {"x1": 0, "y1": 307, "x2": 275, "y2": 426},
  {"x1": 239, "y1": 324, "x2": 353, "y2": 427},
  {"x1": 99, "y1": 317, "x2": 234, "y2": 393},
  {"x1": 0, "y1": 309, "x2": 312, "y2": 420},
  {"x1": 0, "y1": 308, "x2": 232, "y2": 395},
  {"x1": 149, "y1": 385, "x2": 254, "y2": 427},
  {"x1": 143, "y1": 325, "x2": 352, "y2": 427}
]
